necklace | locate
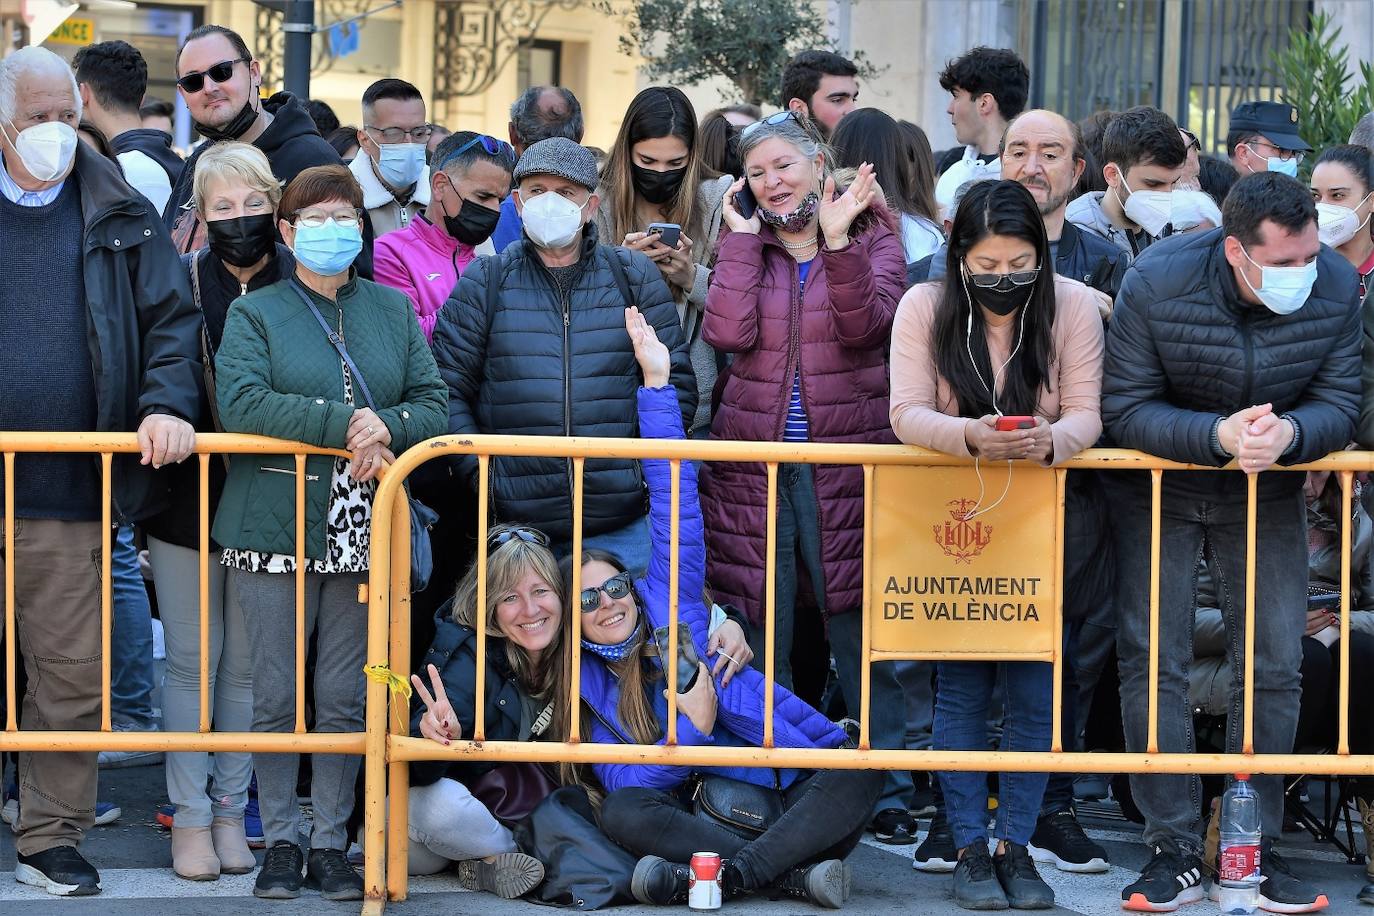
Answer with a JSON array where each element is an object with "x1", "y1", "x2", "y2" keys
[{"x1": 778, "y1": 234, "x2": 818, "y2": 250}]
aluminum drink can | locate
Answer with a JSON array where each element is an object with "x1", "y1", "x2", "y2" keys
[{"x1": 689, "y1": 852, "x2": 722, "y2": 910}]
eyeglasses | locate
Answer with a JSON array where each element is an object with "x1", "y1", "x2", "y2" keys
[
  {"x1": 965, "y1": 268, "x2": 1040, "y2": 288},
  {"x1": 1181, "y1": 129, "x2": 1201, "y2": 153},
  {"x1": 487, "y1": 526, "x2": 550, "y2": 549},
  {"x1": 177, "y1": 58, "x2": 247, "y2": 94},
  {"x1": 1248, "y1": 139, "x2": 1304, "y2": 163},
  {"x1": 580, "y1": 573, "x2": 633, "y2": 613},
  {"x1": 741, "y1": 110, "x2": 806, "y2": 140},
  {"x1": 292, "y1": 208, "x2": 362, "y2": 229},
  {"x1": 436, "y1": 134, "x2": 513, "y2": 170},
  {"x1": 365, "y1": 124, "x2": 435, "y2": 145}
]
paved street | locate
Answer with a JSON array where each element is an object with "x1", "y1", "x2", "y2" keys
[{"x1": 0, "y1": 763, "x2": 1368, "y2": 915}]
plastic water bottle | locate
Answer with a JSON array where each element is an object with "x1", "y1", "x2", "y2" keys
[{"x1": 1217, "y1": 774, "x2": 1262, "y2": 914}]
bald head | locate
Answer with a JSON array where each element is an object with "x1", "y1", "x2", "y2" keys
[{"x1": 1001, "y1": 109, "x2": 1084, "y2": 224}]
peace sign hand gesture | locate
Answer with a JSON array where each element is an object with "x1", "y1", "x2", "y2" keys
[
  {"x1": 817, "y1": 162, "x2": 878, "y2": 250},
  {"x1": 411, "y1": 663, "x2": 459, "y2": 746}
]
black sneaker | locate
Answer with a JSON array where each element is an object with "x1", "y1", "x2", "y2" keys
[
  {"x1": 871, "y1": 807, "x2": 919, "y2": 845},
  {"x1": 630, "y1": 855, "x2": 689, "y2": 905},
  {"x1": 457, "y1": 853, "x2": 545, "y2": 899},
  {"x1": 305, "y1": 847, "x2": 363, "y2": 901},
  {"x1": 15, "y1": 845, "x2": 101, "y2": 896},
  {"x1": 914, "y1": 811, "x2": 958, "y2": 873},
  {"x1": 254, "y1": 841, "x2": 304, "y2": 899},
  {"x1": 1257, "y1": 843, "x2": 1328, "y2": 913},
  {"x1": 769, "y1": 859, "x2": 849, "y2": 908},
  {"x1": 953, "y1": 843, "x2": 1009, "y2": 910},
  {"x1": 993, "y1": 843, "x2": 1054, "y2": 909},
  {"x1": 1121, "y1": 845, "x2": 1204, "y2": 912},
  {"x1": 1028, "y1": 809, "x2": 1109, "y2": 873}
]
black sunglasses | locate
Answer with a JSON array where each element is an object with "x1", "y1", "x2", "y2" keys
[
  {"x1": 580, "y1": 573, "x2": 633, "y2": 613},
  {"x1": 487, "y1": 526, "x2": 550, "y2": 549},
  {"x1": 177, "y1": 58, "x2": 248, "y2": 94}
]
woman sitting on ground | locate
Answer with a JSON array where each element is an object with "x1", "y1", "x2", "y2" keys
[{"x1": 568, "y1": 308, "x2": 882, "y2": 910}]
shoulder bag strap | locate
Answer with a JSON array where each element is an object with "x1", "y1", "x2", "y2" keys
[
  {"x1": 288, "y1": 280, "x2": 379, "y2": 412},
  {"x1": 604, "y1": 245, "x2": 636, "y2": 312}
]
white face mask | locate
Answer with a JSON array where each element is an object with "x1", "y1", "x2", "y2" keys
[
  {"x1": 3, "y1": 120, "x2": 78, "y2": 183},
  {"x1": 1170, "y1": 190, "x2": 1223, "y2": 231},
  {"x1": 1239, "y1": 244, "x2": 1318, "y2": 316},
  {"x1": 1316, "y1": 198, "x2": 1372, "y2": 248},
  {"x1": 1114, "y1": 168, "x2": 1172, "y2": 237},
  {"x1": 520, "y1": 189, "x2": 588, "y2": 249}
]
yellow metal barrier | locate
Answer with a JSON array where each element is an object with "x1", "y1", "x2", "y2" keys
[
  {"x1": 367, "y1": 435, "x2": 1372, "y2": 907},
  {"x1": 1, "y1": 430, "x2": 1368, "y2": 915}
]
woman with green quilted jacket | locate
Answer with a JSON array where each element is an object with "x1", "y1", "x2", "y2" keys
[{"x1": 212, "y1": 165, "x2": 447, "y2": 902}]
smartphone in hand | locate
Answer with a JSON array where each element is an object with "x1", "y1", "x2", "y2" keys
[
  {"x1": 647, "y1": 222, "x2": 681, "y2": 248},
  {"x1": 995, "y1": 415, "x2": 1036, "y2": 431},
  {"x1": 733, "y1": 183, "x2": 759, "y2": 220}
]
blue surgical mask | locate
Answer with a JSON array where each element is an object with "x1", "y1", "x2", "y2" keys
[
  {"x1": 1239, "y1": 244, "x2": 1317, "y2": 315},
  {"x1": 374, "y1": 143, "x2": 426, "y2": 189},
  {"x1": 1267, "y1": 156, "x2": 1299, "y2": 178},
  {"x1": 292, "y1": 219, "x2": 363, "y2": 276}
]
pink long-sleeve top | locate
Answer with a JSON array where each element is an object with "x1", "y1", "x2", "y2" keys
[{"x1": 889, "y1": 275, "x2": 1107, "y2": 465}]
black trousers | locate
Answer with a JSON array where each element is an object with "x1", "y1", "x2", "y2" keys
[{"x1": 599, "y1": 768, "x2": 883, "y2": 890}]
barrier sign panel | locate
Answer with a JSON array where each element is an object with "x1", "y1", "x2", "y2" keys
[{"x1": 869, "y1": 463, "x2": 1059, "y2": 658}]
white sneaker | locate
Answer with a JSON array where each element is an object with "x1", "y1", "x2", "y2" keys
[{"x1": 97, "y1": 721, "x2": 164, "y2": 769}]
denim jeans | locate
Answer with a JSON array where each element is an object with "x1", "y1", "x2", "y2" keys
[
  {"x1": 1039, "y1": 616, "x2": 1083, "y2": 816},
  {"x1": 935, "y1": 661, "x2": 1053, "y2": 849},
  {"x1": 1109, "y1": 480, "x2": 1305, "y2": 852},
  {"x1": 599, "y1": 767, "x2": 883, "y2": 890},
  {"x1": 554, "y1": 513, "x2": 651, "y2": 575},
  {"x1": 110, "y1": 525, "x2": 157, "y2": 728}
]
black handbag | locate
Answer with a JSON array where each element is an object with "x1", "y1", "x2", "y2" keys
[
  {"x1": 691, "y1": 774, "x2": 784, "y2": 839},
  {"x1": 291, "y1": 281, "x2": 437, "y2": 590}
]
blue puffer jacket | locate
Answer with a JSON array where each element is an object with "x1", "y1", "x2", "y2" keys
[{"x1": 580, "y1": 386, "x2": 847, "y2": 794}]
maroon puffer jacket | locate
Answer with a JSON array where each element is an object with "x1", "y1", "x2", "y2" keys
[{"x1": 701, "y1": 205, "x2": 906, "y2": 625}]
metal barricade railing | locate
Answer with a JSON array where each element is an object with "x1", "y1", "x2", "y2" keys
[
  {"x1": 1, "y1": 431, "x2": 1367, "y2": 915},
  {"x1": 365, "y1": 436, "x2": 1373, "y2": 908}
]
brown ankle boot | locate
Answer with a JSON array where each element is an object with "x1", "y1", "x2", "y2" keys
[
  {"x1": 172, "y1": 825, "x2": 221, "y2": 881},
  {"x1": 211, "y1": 816, "x2": 257, "y2": 875}
]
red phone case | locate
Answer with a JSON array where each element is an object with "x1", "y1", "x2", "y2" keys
[{"x1": 995, "y1": 416, "x2": 1036, "y2": 431}]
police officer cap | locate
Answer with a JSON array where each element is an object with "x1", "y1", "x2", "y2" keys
[{"x1": 1229, "y1": 101, "x2": 1311, "y2": 153}]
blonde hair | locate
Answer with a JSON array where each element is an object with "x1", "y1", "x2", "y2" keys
[
  {"x1": 192, "y1": 141, "x2": 282, "y2": 216},
  {"x1": 451, "y1": 524, "x2": 569, "y2": 736}
]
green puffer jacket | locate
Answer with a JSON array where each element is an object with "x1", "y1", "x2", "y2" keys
[{"x1": 212, "y1": 275, "x2": 447, "y2": 558}]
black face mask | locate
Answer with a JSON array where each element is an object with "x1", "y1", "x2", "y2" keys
[
  {"x1": 631, "y1": 163, "x2": 687, "y2": 205},
  {"x1": 443, "y1": 195, "x2": 502, "y2": 247},
  {"x1": 195, "y1": 96, "x2": 260, "y2": 143},
  {"x1": 970, "y1": 277, "x2": 1032, "y2": 316},
  {"x1": 206, "y1": 213, "x2": 276, "y2": 268}
]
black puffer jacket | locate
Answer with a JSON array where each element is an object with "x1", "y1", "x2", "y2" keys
[
  {"x1": 1102, "y1": 228, "x2": 1361, "y2": 500},
  {"x1": 432, "y1": 225, "x2": 695, "y2": 541}
]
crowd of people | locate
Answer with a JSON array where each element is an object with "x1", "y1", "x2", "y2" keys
[{"x1": 0, "y1": 26, "x2": 1372, "y2": 915}]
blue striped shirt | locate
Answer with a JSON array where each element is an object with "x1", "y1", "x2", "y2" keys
[{"x1": 783, "y1": 259, "x2": 814, "y2": 442}]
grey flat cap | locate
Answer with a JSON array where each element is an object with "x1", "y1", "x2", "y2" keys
[{"x1": 512, "y1": 137, "x2": 599, "y2": 191}]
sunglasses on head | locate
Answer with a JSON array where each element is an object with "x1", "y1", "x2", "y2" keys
[
  {"x1": 177, "y1": 58, "x2": 247, "y2": 94},
  {"x1": 487, "y1": 527, "x2": 550, "y2": 549},
  {"x1": 580, "y1": 573, "x2": 633, "y2": 613},
  {"x1": 437, "y1": 134, "x2": 513, "y2": 170},
  {"x1": 741, "y1": 109, "x2": 806, "y2": 140}
]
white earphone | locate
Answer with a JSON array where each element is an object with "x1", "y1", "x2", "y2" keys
[{"x1": 960, "y1": 268, "x2": 1025, "y2": 520}]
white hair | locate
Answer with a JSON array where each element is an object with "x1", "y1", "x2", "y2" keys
[{"x1": 0, "y1": 46, "x2": 82, "y2": 126}]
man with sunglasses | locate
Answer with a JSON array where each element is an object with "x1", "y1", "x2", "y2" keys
[
  {"x1": 162, "y1": 26, "x2": 345, "y2": 254},
  {"x1": 351, "y1": 79, "x2": 432, "y2": 237},
  {"x1": 1228, "y1": 101, "x2": 1311, "y2": 179}
]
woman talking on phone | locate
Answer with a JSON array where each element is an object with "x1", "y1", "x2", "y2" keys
[
  {"x1": 700, "y1": 110, "x2": 915, "y2": 843},
  {"x1": 594, "y1": 86, "x2": 734, "y2": 437},
  {"x1": 573, "y1": 308, "x2": 881, "y2": 910},
  {"x1": 887, "y1": 179, "x2": 1105, "y2": 911}
]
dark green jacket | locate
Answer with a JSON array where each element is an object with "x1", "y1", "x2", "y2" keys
[{"x1": 211, "y1": 274, "x2": 447, "y2": 558}]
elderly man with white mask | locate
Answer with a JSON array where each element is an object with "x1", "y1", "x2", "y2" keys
[{"x1": 0, "y1": 45, "x2": 200, "y2": 896}]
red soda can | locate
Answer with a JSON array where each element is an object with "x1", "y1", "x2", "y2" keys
[{"x1": 689, "y1": 852, "x2": 722, "y2": 910}]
